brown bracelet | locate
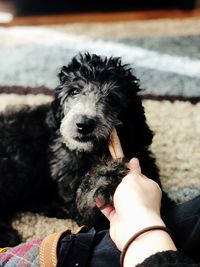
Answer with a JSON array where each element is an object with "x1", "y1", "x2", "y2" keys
[{"x1": 120, "y1": 225, "x2": 172, "y2": 267}]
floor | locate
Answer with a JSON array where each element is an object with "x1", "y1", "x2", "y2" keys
[{"x1": 0, "y1": 1, "x2": 200, "y2": 26}]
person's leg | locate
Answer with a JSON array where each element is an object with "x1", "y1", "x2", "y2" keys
[
  {"x1": 57, "y1": 228, "x2": 120, "y2": 267},
  {"x1": 163, "y1": 195, "x2": 200, "y2": 262},
  {"x1": 89, "y1": 230, "x2": 120, "y2": 267}
]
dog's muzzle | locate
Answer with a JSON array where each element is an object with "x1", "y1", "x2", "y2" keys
[
  {"x1": 60, "y1": 114, "x2": 98, "y2": 151},
  {"x1": 76, "y1": 115, "x2": 96, "y2": 135}
]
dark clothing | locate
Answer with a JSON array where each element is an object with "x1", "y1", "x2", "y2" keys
[
  {"x1": 57, "y1": 229, "x2": 120, "y2": 267},
  {"x1": 137, "y1": 250, "x2": 199, "y2": 266},
  {"x1": 57, "y1": 195, "x2": 200, "y2": 267},
  {"x1": 163, "y1": 195, "x2": 200, "y2": 262}
]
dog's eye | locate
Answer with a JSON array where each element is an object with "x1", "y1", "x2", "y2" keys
[{"x1": 69, "y1": 88, "x2": 80, "y2": 97}]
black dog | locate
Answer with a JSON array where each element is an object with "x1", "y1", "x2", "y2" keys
[{"x1": 0, "y1": 53, "x2": 163, "y2": 246}]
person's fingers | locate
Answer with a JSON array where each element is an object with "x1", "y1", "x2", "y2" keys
[
  {"x1": 127, "y1": 158, "x2": 142, "y2": 174},
  {"x1": 100, "y1": 205, "x2": 115, "y2": 221},
  {"x1": 95, "y1": 198, "x2": 114, "y2": 221}
]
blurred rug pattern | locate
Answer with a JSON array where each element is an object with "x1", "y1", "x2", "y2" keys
[
  {"x1": 0, "y1": 17, "x2": 200, "y2": 96},
  {"x1": 0, "y1": 17, "x2": 200, "y2": 241}
]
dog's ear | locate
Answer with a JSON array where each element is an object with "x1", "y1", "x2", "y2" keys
[
  {"x1": 45, "y1": 109, "x2": 57, "y2": 129},
  {"x1": 45, "y1": 89, "x2": 63, "y2": 129},
  {"x1": 130, "y1": 95, "x2": 153, "y2": 146},
  {"x1": 117, "y1": 79, "x2": 153, "y2": 159}
]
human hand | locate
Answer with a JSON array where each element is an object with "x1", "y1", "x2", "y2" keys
[{"x1": 96, "y1": 158, "x2": 165, "y2": 251}]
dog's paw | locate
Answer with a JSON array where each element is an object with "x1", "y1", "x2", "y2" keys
[
  {"x1": 94, "y1": 185, "x2": 113, "y2": 208},
  {"x1": 95, "y1": 159, "x2": 128, "y2": 208},
  {"x1": 77, "y1": 158, "x2": 128, "y2": 214}
]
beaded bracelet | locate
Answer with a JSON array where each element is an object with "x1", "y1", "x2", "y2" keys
[{"x1": 120, "y1": 225, "x2": 172, "y2": 267}]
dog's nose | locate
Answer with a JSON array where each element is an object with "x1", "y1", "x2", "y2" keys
[{"x1": 76, "y1": 116, "x2": 96, "y2": 135}]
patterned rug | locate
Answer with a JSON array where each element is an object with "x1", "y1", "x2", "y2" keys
[
  {"x1": 0, "y1": 17, "x2": 200, "y2": 241},
  {"x1": 0, "y1": 17, "x2": 200, "y2": 96}
]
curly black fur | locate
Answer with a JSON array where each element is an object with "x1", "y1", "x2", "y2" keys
[{"x1": 0, "y1": 53, "x2": 163, "y2": 246}]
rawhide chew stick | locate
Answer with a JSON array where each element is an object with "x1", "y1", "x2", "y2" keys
[{"x1": 108, "y1": 128, "x2": 124, "y2": 159}]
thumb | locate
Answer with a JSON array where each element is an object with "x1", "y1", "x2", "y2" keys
[
  {"x1": 96, "y1": 198, "x2": 114, "y2": 221},
  {"x1": 128, "y1": 158, "x2": 142, "y2": 174}
]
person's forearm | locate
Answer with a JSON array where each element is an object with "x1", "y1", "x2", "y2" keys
[{"x1": 123, "y1": 230, "x2": 177, "y2": 267}]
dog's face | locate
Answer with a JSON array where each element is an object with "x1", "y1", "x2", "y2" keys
[
  {"x1": 59, "y1": 79, "x2": 121, "y2": 152},
  {"x1": 51, "y1": 53, "x2": 150, "y2": 153}
]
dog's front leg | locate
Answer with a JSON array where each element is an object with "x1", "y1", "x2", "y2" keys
[{"x1": 76, "y1": 158, "x2": 128, "y2": 225}]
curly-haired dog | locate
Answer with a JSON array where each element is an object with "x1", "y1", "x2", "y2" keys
[{"x1": 0, "y1": 53, "x2": 165, "y2": 246}]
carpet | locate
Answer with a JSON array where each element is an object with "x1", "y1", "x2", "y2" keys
[
  {"x1": 0, "y1": 17, "x2": 200, "y2": 96},
  {"x1": 0, "y1": 17, "x2": 200, "y2": 241}
]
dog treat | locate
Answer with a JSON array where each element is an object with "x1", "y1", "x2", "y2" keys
[{"x1": 108, "y1": 128, "x2": 124, "y2": 159}]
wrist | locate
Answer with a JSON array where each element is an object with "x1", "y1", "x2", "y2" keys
[
  {"x1": 118, "y1": 216, "x2": 165, "y2": 251},
  {"x1": 122, "y1": 228, "x2": 177, "y2": 267}
]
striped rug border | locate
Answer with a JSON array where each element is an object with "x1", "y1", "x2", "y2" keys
[{"x1": 1, "y1": 86, "x2": 200, "y2": 104}]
